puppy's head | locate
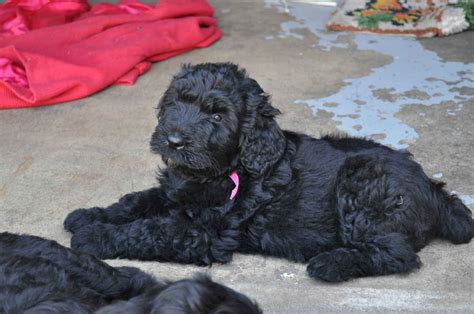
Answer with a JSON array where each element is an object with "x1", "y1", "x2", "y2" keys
[
  {"x1": 150, "y1": 275, "x2": 261, "y2": 314},
  {"x1": 151, "y1": 63, "x2": 285, "y2": 177}
]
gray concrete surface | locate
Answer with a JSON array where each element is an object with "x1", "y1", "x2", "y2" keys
[{"x1": 1, "y1": 0, "x2": 473, "y2": 312}]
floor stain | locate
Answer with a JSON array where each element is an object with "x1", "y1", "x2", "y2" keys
[
  {"x1": 14, "y1": 156, "x2": 33, "y2": 175},
  {"x1": 0, "y1": 156, "x2": 33, "y2": 198}
]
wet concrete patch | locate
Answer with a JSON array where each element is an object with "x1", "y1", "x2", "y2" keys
[
  {"x1": 265, "y1": 0, "x2": 348, "y2": 51},
  {"x1": 266, "y1": 1, "x2": 474, "y2": 148}
]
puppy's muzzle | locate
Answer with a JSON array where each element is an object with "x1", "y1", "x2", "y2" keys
[{"x1": 167, "y1": 132, "x2": 185, "y2": 150}]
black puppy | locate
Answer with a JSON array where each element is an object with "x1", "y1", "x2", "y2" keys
[
  {"x1": 65, "y1": 63, "x2": 473, "y2": 282},
  {"x1": 0, "y1": 233, "x2": 260, "y2": 313}
]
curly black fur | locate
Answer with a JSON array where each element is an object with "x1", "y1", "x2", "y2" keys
[
  {"x1": 0, "y1": 233, "x2": 260, "y2": 313},
  {"x1": 64, "y1": 62, "x2": 473, "y2": 282}
]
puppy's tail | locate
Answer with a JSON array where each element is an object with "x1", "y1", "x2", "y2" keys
[{"x1": 434, "y1": 183, "x2": 473, "y2": 244}]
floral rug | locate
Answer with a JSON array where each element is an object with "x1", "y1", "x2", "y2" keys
[{"x1": 327, "y1": 0, "x2": 470, "y2": 37}]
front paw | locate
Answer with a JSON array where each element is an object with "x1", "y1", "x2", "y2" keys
[
  {"x1": 71, "y1": 225, "x2": 116, "y2": 259},
  {"x1": 64, "y1": 207, "x2": 100, "y2": 233}
]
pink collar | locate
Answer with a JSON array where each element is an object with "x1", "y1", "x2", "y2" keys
[{"x1": 229, "y1": 171, "x2": 239, "y2": 200}]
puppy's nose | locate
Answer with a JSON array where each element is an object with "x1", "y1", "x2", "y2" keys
[{"x1": 167, "y1": 132, "x2": 185, "y2": 150}]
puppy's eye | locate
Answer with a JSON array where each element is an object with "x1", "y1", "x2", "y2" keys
[{"x1": 212, "y1": 114, "x2": 222, "y2": 121}]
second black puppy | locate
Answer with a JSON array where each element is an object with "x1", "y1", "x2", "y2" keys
[
  {"x1": 65, "y1": 63, "x2": 473, "y2": 282},
  {"x1": 0, "y1": 233, "x2": 260, "y2": 313}
]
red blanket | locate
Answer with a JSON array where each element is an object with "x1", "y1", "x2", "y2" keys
[{"x1": 0, "y1": 0, "x2": 221, "y2": 109}]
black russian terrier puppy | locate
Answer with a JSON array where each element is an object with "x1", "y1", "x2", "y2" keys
[
  {"x1": 0, "y1": 233, "x2": 260, "y2": 313},
  {"x1": 64, "y1": 63, "x2": 473, "y2": 282}
]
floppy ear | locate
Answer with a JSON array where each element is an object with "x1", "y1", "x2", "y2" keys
[{"x1": 239, "y1": 78, "x2": 286, "y2": 176}]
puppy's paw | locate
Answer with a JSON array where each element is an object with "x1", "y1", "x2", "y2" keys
[
  {"x1": 64, "y1": 207, "x2": 100, "y2": 233},
  {"x1": 71, "y1": 225, "x2": 115, "y2": 259},
  {"x1": 307, "y1": 249, "x2": 361, "y2": 282}
]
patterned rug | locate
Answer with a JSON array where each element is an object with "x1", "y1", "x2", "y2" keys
[{"x1": 327, "y1": 0, "x2": 470, "y2": 37}]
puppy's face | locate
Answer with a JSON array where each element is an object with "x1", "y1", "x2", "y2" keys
[{"x1": 150, "y1": 64, "x2": 245, "y2": 177}]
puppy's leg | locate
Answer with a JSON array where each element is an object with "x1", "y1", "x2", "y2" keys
[
  {"x1": 308, "y1": 154, "x2": 424, "y2": 282},
  {"x1": 70, "y1": 215, "x2": 239, "y2": 264},
  {"x1": 0, "y1": 233, "x2": 155, "y2": 298},
  {"x1": 307, "y1": 233, "x2": 420, "y2": 282},
  {"x1": 64, "y1": 188, "x2": 165, "y2": 233}
]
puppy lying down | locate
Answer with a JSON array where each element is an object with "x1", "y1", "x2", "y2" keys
[
  {"x1": 0, "y1": 233, "x2": 260, "y2": 313},
  {"x1": 65, "y1": 63, "x2": 473, "y2": 282}
]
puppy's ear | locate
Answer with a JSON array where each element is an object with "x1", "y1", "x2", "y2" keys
[{"x1": 240, "y1": 78, "x2": 286, "y2": 176}]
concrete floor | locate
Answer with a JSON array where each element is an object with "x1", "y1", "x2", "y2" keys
[{"x1": 1, "y1": 0, "x2": 473, "y2": 312}]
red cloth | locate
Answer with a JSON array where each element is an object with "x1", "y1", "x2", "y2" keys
[{"x1": 0, "y1": 0, "x2": 221, "y2": 109}]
